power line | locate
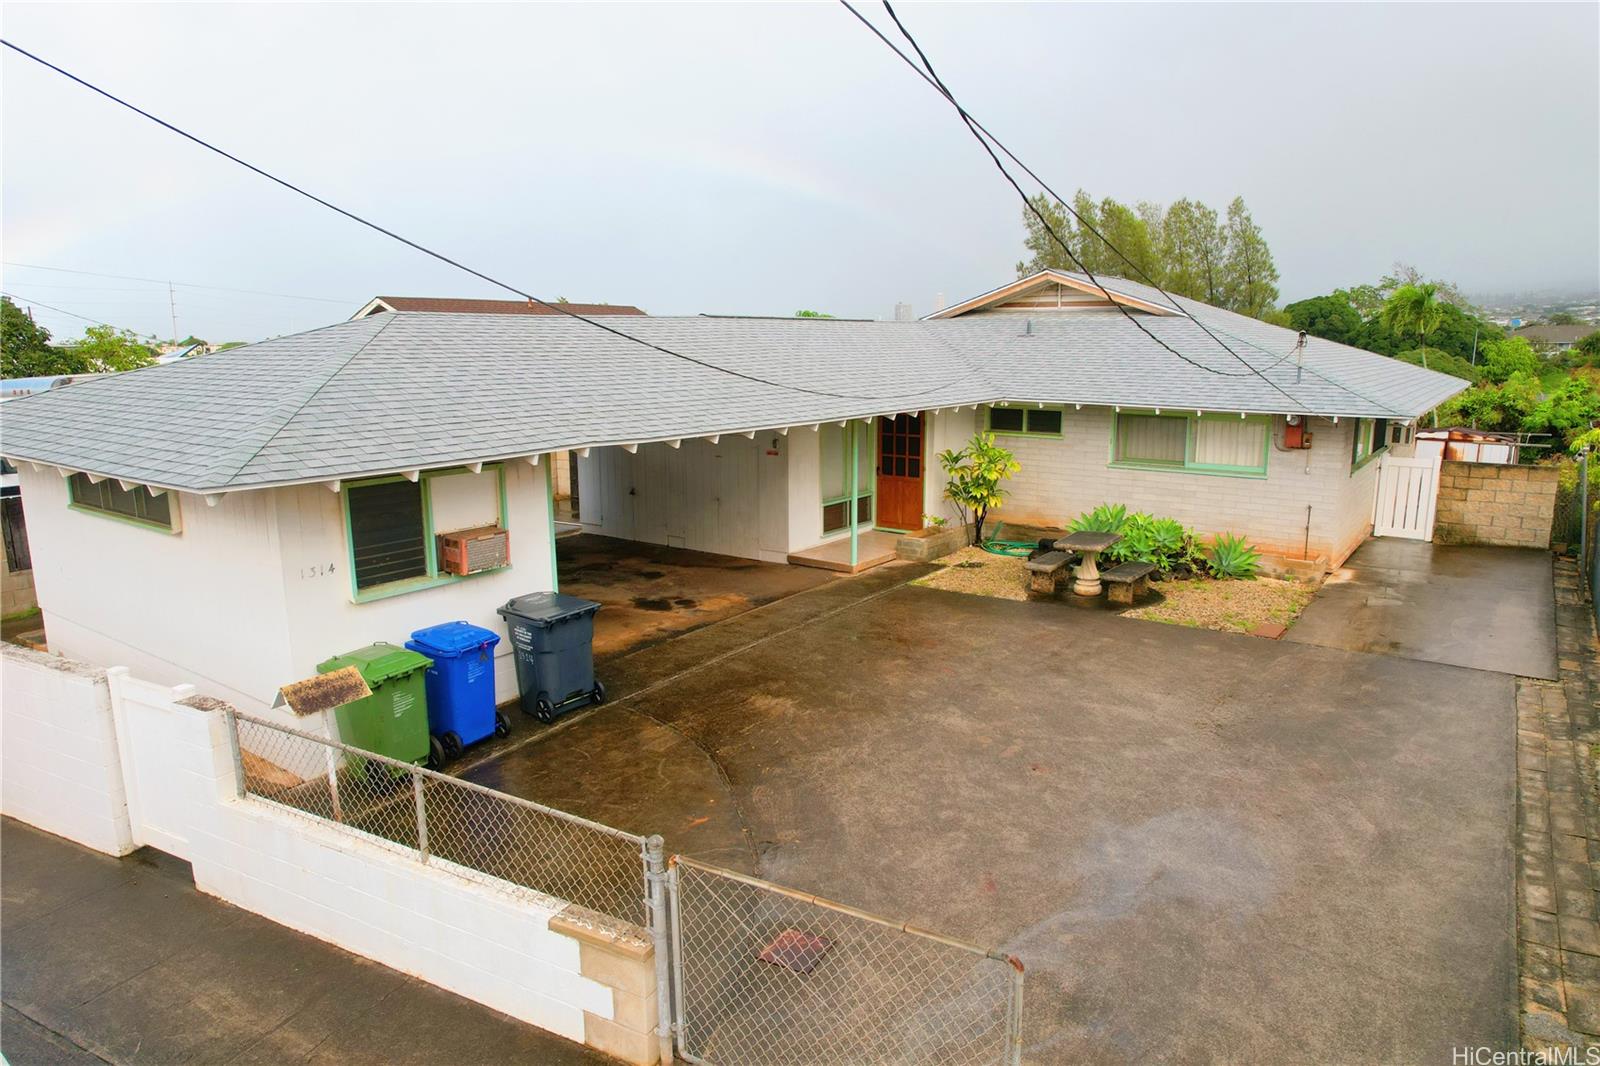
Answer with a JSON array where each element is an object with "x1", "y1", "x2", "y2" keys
[
  {"x1": 1, "y1": 38, "x2": 965, "y2": 405},
  {"x1": 1, "y1": 262, "x2": 358, "y2": 304},
  {"x1": 842, "y1": 1, "x2": 1310, "y2": 410},
  {"x1": 1, "y1": 291, "x2": 158, "y2": 338}
]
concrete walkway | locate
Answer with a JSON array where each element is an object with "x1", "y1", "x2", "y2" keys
[
  {"x1": 0, "y1": 819, "x2": 612, "y2": 1066},
  {"x1": 1287, "y1": 537, "x2": 1557, "y2": 678}
]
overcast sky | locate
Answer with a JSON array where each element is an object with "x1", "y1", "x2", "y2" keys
[{"x1": 2, "y1": 2, "x2": 1596, "y2": 344}]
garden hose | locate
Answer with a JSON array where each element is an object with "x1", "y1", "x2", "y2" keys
[{"x1": 979, "y1": 522, "x2": 1039, "y2": 557}]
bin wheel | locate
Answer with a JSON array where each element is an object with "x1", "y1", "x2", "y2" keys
[
  {"x1": 426, "y1": 736, "x2": 446, "y2": 771},
  {"x1": 442, "y1": 732, "x2": 463, "y2": 761},
  {"x1": 535, "y1": 698, "x2": 555, "y2": 724},
  {"x1": 591, "y1": 681, "x2": 607, "y2": 706},
  {"x1": 494, "y1": 711, "x2": 511, "y2": 739}
]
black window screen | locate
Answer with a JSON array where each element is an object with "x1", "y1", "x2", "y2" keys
[
  {"x1": 988, "y1": 407, "x2": 1026, "y2": 433},
  {"x1": 1027, "y1": 409, "x2": 1063, "y2": 435},
  {"x1": 348, "y1": 480, "x2": 428, "y2": 590}
]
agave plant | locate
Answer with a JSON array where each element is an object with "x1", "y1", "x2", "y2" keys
[
  {"x1": 1068, "y1": 503, "x2": 1127, "y2": 535},
  {"x1": 1206, "y1": 533, "x2": 1261, "y2": 580}
]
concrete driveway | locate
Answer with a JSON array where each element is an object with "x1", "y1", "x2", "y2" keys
[
  {"x1": 463, "y1": 574, "x2": 1517, "y2": 1062},
  {"x1": 1287, "y1": 537, "x2": 1556, "y2": 678}
]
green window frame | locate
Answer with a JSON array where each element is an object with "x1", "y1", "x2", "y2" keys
[
  {"x1": 1351, "y1": 418, "x2": 1389, "y2": 471},
  {"x1": 343, "y1": 464, "x2": 510, "y2": 602},
  {"x1": 985, "y1": 405, "x2": 1064, "y2": 438},
  {"x1": 1109, "y1": 411, "x2": 1271, "y2": 479},
  {"x1": 67, "y1": 473, "x2": 179, "y2": 533}
]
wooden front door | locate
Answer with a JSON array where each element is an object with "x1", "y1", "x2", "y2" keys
[{"x1": 876, "y1": 413, "x2": 924, "y2": 531}]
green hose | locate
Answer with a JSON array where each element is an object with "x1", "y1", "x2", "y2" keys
[{"x1": 979, "y1": 522, "x2": 1039, "y2": 557}]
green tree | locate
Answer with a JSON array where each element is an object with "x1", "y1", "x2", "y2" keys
[
  {"x1": 1284, "y1": 293, "x2": 1363, "y2": 346},
  {"x1": 1380, "y1": 283, "x2": 1446, "y2": 368},
  {"x1": 1160, "y1": 198, "x2": 1226, "y2": 304},
  {"x1": 1219, "y1": 197, "x2": 1279, "y2": 317},
  {"x1": 1545, "y1": 312, "x2": 1582, "y2": 326},
  {"x1": 937, "y1": 432, "x2": 1021, "y2": 546},
  {"x1": 793, "y1": 310, "x2": 834, "y2": 319},
  {"x1": 1, "y1": 297, "x2": 86, "y2": 378},
  {"x1": 1574, "y1": 331, "x2": 1600, "y2": 363},
  {"x1": 1479, "y1": 336, "x2": 1541, "y2": 384},
  {"x1": 70, "y1": 324, "x2": 156, "y2": 373},
  {"x1": 1523, "y1": 375, "x2": 1600, "y2": 446}
]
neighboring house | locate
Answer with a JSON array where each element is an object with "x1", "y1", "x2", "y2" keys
[
  {"x1": 155, "y1": 342, "x2": 207, "y2": 364},
  {"x1": 0, "y1": 269, "x2": 1466, "y2": 722},
  {"x1": 1514, "y1": 323, "x2": 1595, "y2": 351},
  {"x1": 351, "y1": 296, "x2": 646, "y2": 319}
]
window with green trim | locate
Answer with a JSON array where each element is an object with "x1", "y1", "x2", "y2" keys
[
  {"x1": 343, "y1": 465, "x2": 509, "y2": 599},
  {"x1": 1111, "y1": 412, "x2": 1270, "y2": 477},
  {"x1": 68, "y1": 473, "x2": 175, "y2": 530},
  {"x1": 1352, "y1": 418, "x2": 1389, "y2": 470},
  {"x1": 987, "y1": 405, "x2": 1063, "y2": 437}
]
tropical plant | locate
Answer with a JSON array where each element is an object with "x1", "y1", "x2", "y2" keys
[
  {"x1": 938, "y1": 432, "x2": 1021, "y2": 546},
  {"x1": 1067, "y1": 502, "x2": 1128, "y2": 535},
  {"x1": 1067, "y1": 505, "x2": 1206, "y2": 575},
  {"x1": 1206, "y1": 533, "x2": 1261, "y2": 580},
  {"x1": 1380, "y1": 283, "x2": 1445, "y2": 370},
  {"x1": 923, "y1": 514, "x2": 948, "y2": 528}
]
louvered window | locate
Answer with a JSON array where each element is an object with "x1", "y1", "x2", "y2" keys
[{"x1": 348, "y1": 479, "x2": 428, "y2": 590}]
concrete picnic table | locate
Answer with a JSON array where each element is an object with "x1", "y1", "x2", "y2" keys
[{"x1": 1053, "y1": 531, "x2": 1123, "y2": 596}]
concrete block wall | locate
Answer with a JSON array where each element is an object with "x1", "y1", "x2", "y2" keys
[
  {"x1": 990, "y1": 409, "x2": 1370, "y2": 567},
  {"x1": 1, "y1": 653, "x2": 662, "y2": 1064},
  {"x1": 1435, "y1": 461, "x2": 1559, "y2": 548},
  {"x1": 0, "y1": 645, "x2": 135, "y2": 855}
]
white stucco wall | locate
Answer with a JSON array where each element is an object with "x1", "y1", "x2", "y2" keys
[
  {"x1": 577, "y1": 436, "x2": 789, "y2": 562},
  {"x1": 988, "y1": 409, "x2": 1373, "y2": 565},
  {"x1": 17, "y1": 458, "x2": 557, "y2": 716}
]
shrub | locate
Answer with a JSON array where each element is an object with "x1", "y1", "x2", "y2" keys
[
  {"x1": 1206, "y1": 533, "x2": 1260, "y2": 579},
  {"x1": 1067, "y1": 504, "x2": 1205, "y2": 576},
  {"x1": 938, "y1": 432, "x2": 1021, "y2": 546}
]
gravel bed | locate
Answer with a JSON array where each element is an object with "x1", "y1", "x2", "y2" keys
[
  {"x1": 1125, "y1": 576, "x2": 1315, "y2": 633},
  {"x1": 911, "y1": 546, "x2": 1031, "y2": 601}
]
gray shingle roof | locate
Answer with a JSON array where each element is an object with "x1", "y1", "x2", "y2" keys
[{"x1": 0, "y1": 283, "x2": 1468, "y2": 492}]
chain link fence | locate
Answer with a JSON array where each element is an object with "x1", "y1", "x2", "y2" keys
[
  {"x1": 229, "y1": 711, "x2": 652, "y2": 926},
  {"x1": 668, "y1": 856, "x2": 1023, "y2": 1066},
  {"x1": 1553, "y1": 456, "x2": 1588, "y2": 551}
]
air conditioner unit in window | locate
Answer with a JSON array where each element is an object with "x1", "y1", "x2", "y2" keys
[{"x1": 438, "y1": 526, "x2": 510, "y2": 576}]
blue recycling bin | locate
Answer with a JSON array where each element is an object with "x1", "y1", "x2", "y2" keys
[{"x1": 405, "y1": 621, "x2": 504, "y2": 760}]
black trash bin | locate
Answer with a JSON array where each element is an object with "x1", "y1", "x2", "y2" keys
[{"x1": 497, "y1": 592, "x2": 604, "y2": 723}]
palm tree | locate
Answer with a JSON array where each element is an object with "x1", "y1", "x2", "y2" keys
[{"x1": 1380, "y1": 283, "x2": 1445, "y2": 370}]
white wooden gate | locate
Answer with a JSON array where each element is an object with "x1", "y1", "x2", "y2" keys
[
  {"x1": 107, "y1": 669, "x2": 197, "y2": 859},
  {"x1": 1372, "y1": 451, "x2": 1441, "y2": 540}
]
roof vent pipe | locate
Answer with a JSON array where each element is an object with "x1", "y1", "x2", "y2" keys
[
  {"x1": 1295, "y1": 329, "x2": 1307, "y2": 383},
  {"x1": 1024, "y1": 318, "x2": 1034, "y2": 336}
]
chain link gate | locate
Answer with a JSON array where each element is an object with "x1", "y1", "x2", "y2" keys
[{"x1": 666, "y1": 856, "x2": 1023, "y2": 1066}]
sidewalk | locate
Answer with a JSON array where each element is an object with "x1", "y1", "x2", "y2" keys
[{"x1": 0, "y1": 818, "x2": 614, "y2": 1066}]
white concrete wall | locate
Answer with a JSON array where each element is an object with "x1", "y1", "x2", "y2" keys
[
  {"x1": 923, "y1": 408, "x2": 979, "y2": 526},
  {"x1": 577, "y1": 437, "x2": 789, "y2": 563},
  {"x1": 0, "y1": 645, "x2": 134, "y2": 855},
  {"x1": 18, "y1": 466, "x2": 297, "y2": 713},
  {"x1": 0, "y1": 655, "x2": 654, "y2": 1062},
  {"x1": 988, "y1": 408, "x2": 1372, "y2": 564},
  {"x1": 16, "y1": 458, "x2": 558, "y2": 717}
]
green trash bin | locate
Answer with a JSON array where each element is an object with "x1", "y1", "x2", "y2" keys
[{"x1": 317, "y1": 642, "x2": 434, "y2": 774}]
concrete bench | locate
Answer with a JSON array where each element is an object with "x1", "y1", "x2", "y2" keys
[
  {"x1": 1102, "y1": 561, "x2": 1157, "y2": 605},
  {"x1": 1024, "y1": 550, "x2": 1073, "y2": 595}
]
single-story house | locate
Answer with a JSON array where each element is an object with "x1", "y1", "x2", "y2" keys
[
  {"x1": 0, "y1": 269, "x2": 1467, "y2": 721},
  {"x1": 352, "y1": 296, "x2": 647, "y2": 319},
  {"x1": 1513, "y1": 322, "x2": 1595, "y2": 352}
]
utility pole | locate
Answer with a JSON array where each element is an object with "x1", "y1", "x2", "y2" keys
[{"x1": 168, "y1": 281, "x2": 178, "y2": 346}]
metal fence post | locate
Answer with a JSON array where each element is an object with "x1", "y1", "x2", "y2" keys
[
  {"x1": 666, "y1": 858, "x2": 689, "y2": 1061},
  {"x1": 1004, "y1": 956, "x2": 1025, "y2": 1066},
  {"x1": 223, "y1": 708, "x2": 245, "y2": 799},
  {"x1": 643, "y1": 836, "x2": 674, "y2": 1065},
  {"x1": 413, "y1": 771, "x2": 429, "y2": 864}
]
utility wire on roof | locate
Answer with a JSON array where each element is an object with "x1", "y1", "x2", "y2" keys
[
  {"x1": 0, "y1": 291, "x2": 158, "y2": 339},
  {"x1": 1, "y1": 262, "x2": 358, "y2": 304},
  {"x1": 841, "y1": 1, "x2": 1310, "y2": 411},
  {"x1": 0, "y1": 38, "x2": 976, "y2": 405}
]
